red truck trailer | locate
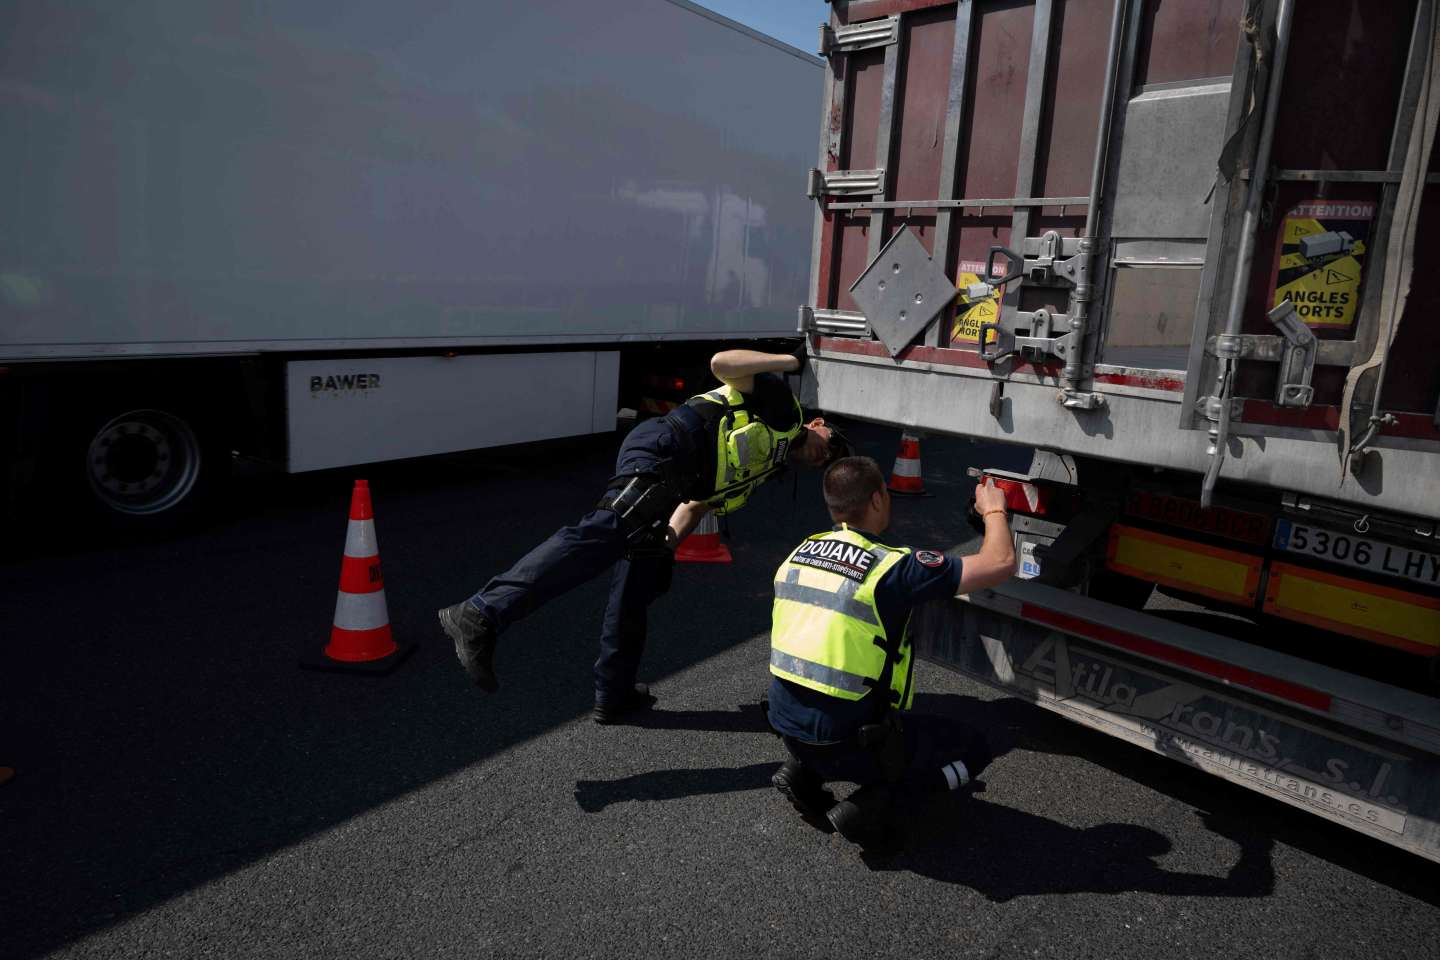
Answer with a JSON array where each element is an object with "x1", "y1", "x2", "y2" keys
[{"x1": 801, "y1": 0, "x2": 1440, "y2": 861}]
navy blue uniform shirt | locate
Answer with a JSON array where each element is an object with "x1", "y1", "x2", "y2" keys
[{"x1": 767, "y1": 528, "x2": 962, "y2": 743}]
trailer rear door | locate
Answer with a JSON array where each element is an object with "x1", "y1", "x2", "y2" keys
[{"x1": 804, "y1": 0, "x2": 1440, "y2": 519}]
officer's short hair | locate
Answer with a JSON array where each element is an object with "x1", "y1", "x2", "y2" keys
[{"x1": 823, "y1": 456, "x2": 885, "y2": 520}]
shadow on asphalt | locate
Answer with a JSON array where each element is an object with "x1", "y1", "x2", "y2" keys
[
  {"x1": 864, "y1": 795, "x2": 1277, "y2": 902},
  {"x1": 569, "y1": 693, "x2": 1440, "y2": 906},
  {"x1": 621, "y1": 699, "x2": 772, "y2": 733},
  {"x1": 3, "y1": 419, "x2": 1013, "y2": 958},
  {"x1": 858, "y1": 698, "x2": 1278, "y2": 900},
  {"x1": 575, "y1": 761, "x2": 777, "y2": 813},
  {"x1": 567, "y1": 693, "x2": 1276, "y2": 900}
]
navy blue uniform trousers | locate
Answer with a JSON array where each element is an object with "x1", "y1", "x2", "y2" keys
[
  {"x1": 468, "y1": 408, "x2": 705, "y2": 704},
  {"x1": 782, "y1": 712, "x2": 992, "y2": 797}
]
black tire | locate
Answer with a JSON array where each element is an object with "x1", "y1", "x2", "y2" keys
[{"x1": 72, "y1": 400, "x2": 230, "y2": 534}]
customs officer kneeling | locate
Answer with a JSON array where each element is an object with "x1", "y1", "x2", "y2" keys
[{"x1": 766, "y1": 456, "x2": 1017, "y2": 843}]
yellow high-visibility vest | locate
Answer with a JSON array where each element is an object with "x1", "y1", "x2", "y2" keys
[
  {"x1": 689, "y1": 384, "x2": 804, "y2": 515},
  {"x1": 769, "y1": 526, "x2": 916, "y2": 710}
]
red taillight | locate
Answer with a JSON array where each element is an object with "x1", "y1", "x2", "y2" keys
[
  {"x1": 977, "y1": 471, "x2": 1079, "y2": 517},
  {"x1": 642, "y1": 374, "x2": 687, "y2": 392}
]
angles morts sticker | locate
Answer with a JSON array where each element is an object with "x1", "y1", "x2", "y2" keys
[
  {"x1": 1268, "y1": 199, "x2": 1374, "y2": 331},
  {"x1": 950, "y1": 259, "x2": 1001, "y2": 346}
]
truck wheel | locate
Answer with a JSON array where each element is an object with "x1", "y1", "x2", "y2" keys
[{"x1": 79, "y1": 405, "x2": 226, "y2": 530}]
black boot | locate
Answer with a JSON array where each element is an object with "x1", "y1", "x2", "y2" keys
[
  {"x1": 825, "y1": 799, "x2": 866, "y2": 840},
  {"x1": 826, "y1": 783, "x2": 895, "y2": 844},
  {"x1": 772, "y1": 759, "x2": 836, "y2": 832},
  {"x1": 592, "y1": 682, "x2": 657, "y2": 725},
  {"x1": 438, "y1": 602, "x2": 498, "y2": 692}
]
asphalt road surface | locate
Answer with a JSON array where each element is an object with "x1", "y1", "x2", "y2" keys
[{"x1": 3, "y1": 421, "x2": 1437, "y2": 959}]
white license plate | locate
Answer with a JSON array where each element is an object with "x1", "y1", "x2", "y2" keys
[{"x1": 1273, "y1": 519, "x2": 1440, "y2": 588}]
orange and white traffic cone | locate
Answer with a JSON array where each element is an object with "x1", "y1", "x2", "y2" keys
[
  {"x1": 301, "y1": 480, "x2": 415, "y2": 675},
  {"x1": 887, "y1": 431, "x2": 929, "y2": 496},
  {"x1": 675, "y1": 511, "x2": 732, "y2": 564}
]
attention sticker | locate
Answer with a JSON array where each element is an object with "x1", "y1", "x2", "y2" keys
[
  {"x1": 950, "y1": 259, "x2": 1001, "y2": 345},
  {"x1": 1269, "y1": 200, "x2": 1374, "y2": 330}
]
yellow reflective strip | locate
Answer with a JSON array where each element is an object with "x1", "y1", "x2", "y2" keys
[
  {"x1": 1265, "y1": 564, "x2": 1440, "y2": 654},
  {"x1": 1108, "y1": 525, "x2": 1260, "y2": 602}
]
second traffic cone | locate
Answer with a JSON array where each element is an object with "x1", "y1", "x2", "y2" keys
[
  {"x1": 887, "y1": 431, "x2": 929, "y2": 496},
  {"x1": 301, "y1": 480, "x2": 415, "y2": 675},
  {"x1": 675, "y1": 511, "x2": 733, "y2": 563}
]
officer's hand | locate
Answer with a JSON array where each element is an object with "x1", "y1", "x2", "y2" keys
[{"x1": 973, "y1": 482, "x2": 1009, "y2": 518}]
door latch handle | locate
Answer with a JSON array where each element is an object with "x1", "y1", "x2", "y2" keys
[{"x1": 985, "y1": 245, "x2": 1024, "y2": 287}]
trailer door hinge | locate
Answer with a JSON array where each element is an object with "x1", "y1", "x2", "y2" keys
[
  {"x1": 797, "y1": 305, "x2": 815, "y2": 334},
  {"x1": 1059, "y1": 389, "x2": 1106, "y2": 411},
  {"x1": 1196, "y1": 395, "x2": 1245, "y2": 422},
  {"x1": 808, "y1": 167, "x2": 886, "y2": 199},
  {"x1": 1210, "y1": 333, "x2": 1248, "y2": 360},
  {"x1": 819, "y1": 15, "x2": 900, "y2": 56}
]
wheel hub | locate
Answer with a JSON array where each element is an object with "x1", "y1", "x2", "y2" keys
[{"x1": 85, "y1": 410, "x2": 201, "y2": 515}]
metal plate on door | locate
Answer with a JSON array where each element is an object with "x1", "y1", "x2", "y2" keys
[{"x1": 848, "y1": 226, "x2": 957, "y2": 356}]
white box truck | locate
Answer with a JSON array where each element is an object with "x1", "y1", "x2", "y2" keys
[{"x1": 0, "y1": 0, "x2": 821, "y2": 526}]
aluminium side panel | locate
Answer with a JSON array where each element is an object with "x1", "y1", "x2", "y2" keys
[{"x1": 0, "y1": 0, "x2": 822, "y2": 360}]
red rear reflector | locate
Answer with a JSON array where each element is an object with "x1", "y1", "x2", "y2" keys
[
  {"x1": 979, "y1": 473, "x2": 1078, "y2": 517},
  {"x1": 982, "y1": 476, "x2": 1045, "y2": 514},
  {"x1": 672, "y1": 378, "x2": 686, "y2": 391}
]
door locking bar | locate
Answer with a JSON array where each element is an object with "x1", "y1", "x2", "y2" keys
[
  {"x1": 975, "y1": 232, "x2": 1092, "y2": 379},
  {"x1": 1202, "y1": 299, "x2": 1316, "y2": 409},
  {"x1": 1269, "y1": 300, "x2": 1317, "y2": 408}
]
